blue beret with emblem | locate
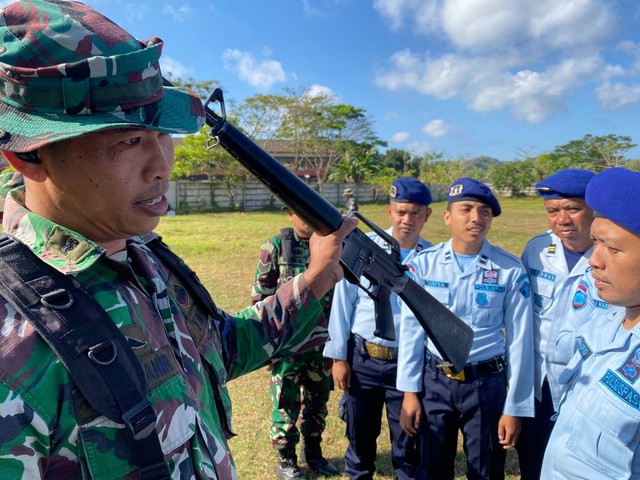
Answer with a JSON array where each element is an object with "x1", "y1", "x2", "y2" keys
[
  {"x1": 447, "y1": 177, "x2": 501, "y2": 217},
  {"x1": 535, "y1": 169, "x2": 595, "y2": 199},
  {"x1": 585, "y1": 167, "x2": 640, "y2": 236},
  {"x1": 390, "y1": 177, "x2": 432, "y2": 206}
]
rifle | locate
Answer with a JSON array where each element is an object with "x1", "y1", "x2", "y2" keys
[{"x1": 202, "y1": 88, "x2": 473, "y2": 371}]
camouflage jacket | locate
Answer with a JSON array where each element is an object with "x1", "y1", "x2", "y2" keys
[
  {"x1": 0, "y1": 194, "x2": 328, "y2": 479},
  {"x1": 251, "y1": 228, "x2": 332, "y2": 318}
]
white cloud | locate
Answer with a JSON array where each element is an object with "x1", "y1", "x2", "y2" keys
[
  {"x1": 305, "y1": 84, "x2": 339, "y2": 101},
  {"x1": 406, "y1": 141, "x2": 432, "y2": 155},
  {"x1": 160, "y1": 56, "x2": 193, "y2": 78},
  {"x1": 422, "y1": 119, "x2": 451, "y2": 137},
  {"x1": 373, "y1": 0, "x2": 630, "y2": 122},
  {"x1": 597, "y1": 81, "x2": 640, "y2": 109},
  {"x1": 391, "y1": 131, "x2": 411, "y2": 143},
  {"x1": 163, "y1": 4, "x2": 191, "y2": 22},
  {"x1": 222, "y1": 49, "x2": 288, "y2": 91}
]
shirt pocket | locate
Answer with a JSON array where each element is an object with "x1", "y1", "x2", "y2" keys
[
  {"x1": 472, "y1": 291, "x2": 505, "y2": 327},
  {"x1": 530, "y1": 276, "x2": 554, "y2": 314},
  {"x1": 425, "y1": 286, "x2": 450, "y2": 307},
  {"x1": 566, "y1": 376, "x2": 640, "y2": 478}
]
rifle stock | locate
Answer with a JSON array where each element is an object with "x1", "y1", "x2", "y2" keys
[{"x1": 203, "y1": 88, "x2": 473, "y2": 371}]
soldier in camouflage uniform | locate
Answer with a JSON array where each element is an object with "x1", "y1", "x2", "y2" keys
[
  {"x1": 252, "y1": 207, "x2": 338, "y2": 479},
  {"x1": 0, "y1": 1, "x2": 357, "y2": 479}
]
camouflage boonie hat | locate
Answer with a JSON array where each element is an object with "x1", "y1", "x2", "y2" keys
[{"x1": 0, "y1": 0, "x2": 205, "y2": 152}]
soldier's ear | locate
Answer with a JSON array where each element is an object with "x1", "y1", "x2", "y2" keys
[{"x1": 2, "y1": 151, "x2": 48, "y2": 182}]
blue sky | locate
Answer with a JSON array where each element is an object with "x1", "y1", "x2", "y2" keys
[{"x1": 22, "y1": 1, "x2": 640, "y2": 160}]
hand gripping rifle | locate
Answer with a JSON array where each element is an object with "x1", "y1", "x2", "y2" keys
[{"x1": 203, "y1": 88, "x2": 473, "y2": 371}]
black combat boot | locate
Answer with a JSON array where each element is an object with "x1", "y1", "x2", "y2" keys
[
  {"x1": 300, "y1": 437, "x2": 339, "y2": 476},
  {"x1": 276, "y1": 450, "x2": 305, "y2": 480}
]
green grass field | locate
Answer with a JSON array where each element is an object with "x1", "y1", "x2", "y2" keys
[{"x1": 154, "y1": 197, "x2": 550, "y2": 480}]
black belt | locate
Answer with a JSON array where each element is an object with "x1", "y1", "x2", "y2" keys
[{"x1": 426, "y1": 351, "x2": 505, "y2": 382}]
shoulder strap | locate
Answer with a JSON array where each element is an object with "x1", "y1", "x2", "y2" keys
[
  {"x1": 279, "y1": 227, "x2": 295, "y2": 266},
  {"x1": 147, "y1": 237, "x2": 219, "y2": 318},
  {"x1": 0, "y1": 234, "x2": 169, "y2": 479}
]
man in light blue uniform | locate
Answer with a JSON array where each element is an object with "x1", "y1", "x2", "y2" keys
[
  {"x1": 541, "y1": 167, "x2": 640, "y2": 479},
  {"x1": 552, "y1": 269, "x2": 623, "y2": 367},
  {"x1": 324, "y1": 177, "x2": 433, "y2": 480},
  {"x1": 397, "y1": 178, "x2": 534, "y2": 480},
  {"x1": 518, "y1": 169, "x2": 598, "y2": 479}
]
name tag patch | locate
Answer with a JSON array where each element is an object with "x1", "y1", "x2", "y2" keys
[
  {"x1": 600, "y1": 369, "x2": 640, "y2": 410},
  {"x1": 529, "y1": 268, "x2": 556, "y2": 282},
  {"x1": 578, "y1": 337, "x2": 593, "y2": 360}
]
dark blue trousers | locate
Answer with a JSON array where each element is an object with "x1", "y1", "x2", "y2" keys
[
  {"x1": 339, "y1": 339, "x2": 419, "y2": 480},
  {"x1": 515, "y1": 379, "x2": 555, "y2": 480},
  {"x1": 417, "y1": 356, "x2": 507, "y2": 480}
]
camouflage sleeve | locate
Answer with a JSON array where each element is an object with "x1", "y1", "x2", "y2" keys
[
  {"x1": 0, "y1": 383, "x2": 72, "y2": 478},
  {"x1": 250, "y1": 238, "x2": 279, "y2": 305},
  {"x1": 226, "y1": 273, "x2": 327, "y2": 379}
]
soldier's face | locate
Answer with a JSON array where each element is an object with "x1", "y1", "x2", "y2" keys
[
  {"x1": 387, "y1": 201, "x2": 431, "y2": 249},
  {"x1": 543, "y1": 197, "x2": 594, "y2": 252},
  {"x1": 444, "y1": 201, "x2": 493, "y2": 254},
  {"x1": 37, "y1": 128, "x2": 174, "y2": 254},
  {"x1": 589, "y1": 217, "x2": 640, "y2": 310},
  {"x1": 287, "y1": 211, "x2": 314, "y2": 239}
]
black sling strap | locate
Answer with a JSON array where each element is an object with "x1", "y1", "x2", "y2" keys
[{"x1": 0, "y1": 234, "x2": 170, "y2": 480}]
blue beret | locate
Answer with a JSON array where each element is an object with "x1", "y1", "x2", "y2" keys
[
  {"x1": 390, "y1": 177, "x2": 432, "y2": 206},
  {"x1": 447, "y1": 177, "x2": 501, "y2": 217},
  {"x1": 586, "y1": 167, "x2": 640, "y2": 236},
  {"x1": 535, "y1": 169, "x2": 595, "y2": 199}
]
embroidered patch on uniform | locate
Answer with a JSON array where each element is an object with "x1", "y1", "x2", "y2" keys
[
  {"x1": 578, "y1": 337, "x2": 593, "y2": 360},
  {"x1": 482, "y1": 269, "x2": 499, "y2": 284},
  {"x1": 595, "y1": 300, "x2": 610, "y2": 309},
  {"x1": 600, "y1": 369, "x2": 640, "y2": 409},
  {"x1": 407, "y1": 263, "x2": 416, "y2": 279},
  {"x1": 534, "y1": 294, "x2": 543, "y2": 308},
  {"x1": 618, "y1": 344, "x2": 640, "y2": 384},
  {"x1": 519, "y1": 281, "x2": 531, "y2": 299},
  {"x1": 474, "y1": 284, "x2": 506, "y2": 293},
  {"x1": 425, "y1": 280, "x2": 448, "y2": 288},
  {"x1": 529, "y1": 268, "x2": 557, "y2": 282},
  {"x1": 571, "y1": 280, "x2": 589, "y2": 311},
  {"x1": 172, "y1": 283, "x2": 190, "y2": 308},
  {"x1": 476, "y1": 292, "x2": 488, "y2": 306},
  {"x1": 547, "y1": 244, "x2": 557, "y2": 254}
]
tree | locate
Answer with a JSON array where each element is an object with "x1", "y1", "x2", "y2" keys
[
  {"x1": 489, "y1": 157, "x2": 538, "y2": 197},
  {"x1": 328, "y1": 148, "x2": 378, "y2": 183},
  {"x1": 546, "y1": 134, "x2": 637, "y2": 172},
  {"x1": 418, "y1": 152, "x2": 467, "y2": 197},
  {"x1": 172, "y1": 127, "x2": 247, "y2": 209},
  {"x1": 380, "y1": 148, "x2": 418, "y2": 175}
]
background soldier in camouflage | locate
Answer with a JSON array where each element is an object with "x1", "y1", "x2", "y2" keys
[
  {"x1": 343, "y1": 188, "x2": 358, "y2": 216},
  {"x1": 0, "y1": 1, "x2": 356, "y2": 478},
  {"x1": 252, "y1": 207, "x2": 338, "y2": 479}
]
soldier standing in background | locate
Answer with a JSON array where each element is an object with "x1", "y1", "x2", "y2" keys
[
  {"x1": 343, "y1": 188, "x2": 359, "y2": 215},
  {"x1": 252, "y1": 207, "x2": 338, "y2": 480}
]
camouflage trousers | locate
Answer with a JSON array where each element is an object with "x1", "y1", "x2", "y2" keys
[{"x1": 270, "y1": 346, "x2": 333, "y2": 451}]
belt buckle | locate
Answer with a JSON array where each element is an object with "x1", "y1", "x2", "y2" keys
[
  {"x1": 439, "y1": 362, "x2": 465, "y2": 381},
  {"x1": 366, "y1": 343, "x2": 390, "y2": 360}
]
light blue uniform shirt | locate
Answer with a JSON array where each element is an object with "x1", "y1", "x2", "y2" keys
[
  {"x1": 521, "y1": 230, "x2": 594, "y2": 408},
  {"x1": 396, "y1": 239, "x2": 535, "y2": 418},
  {"x1": 323, "y1": 228, "x2": 431, "y2": 360},
  {"x1": 552, "y1": 269, "x2": 623, "y2": 368},
  {"x1": 541, "y1": 310, "x2": 640, "y2": 479}
]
